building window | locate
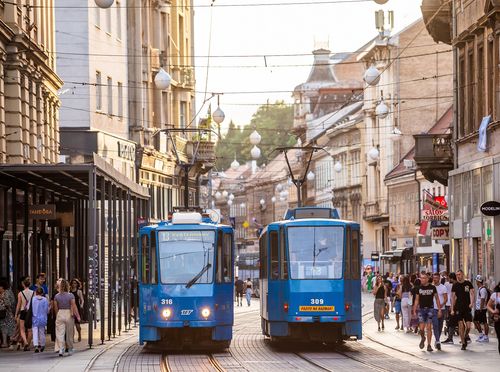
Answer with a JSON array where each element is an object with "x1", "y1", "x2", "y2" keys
[
  {"x1": 106, "y1": 7, "x2": 112, "y2": 34},
  {"x1": 107, "y1": 77, "x2": 113, "y2": 116},
  {"x1": 95, "y1": 6, "x2": 100, "y2": 28},
  {"x1": 179, "y1": 101, "x2": 186, "y2": 128},
  {"x1": 118, "y1": 82, "x2": 123, "y2": 119},
  {"x1": 458, "y1": 54, "x2": 465, "y2": 138},
  {"x1": 488, "y1": 39, "x2": 494, "y2": 116},
  {"x1": 116, "y1": 1, "x2": 122, "y2": 40},
  {"x1": 477, "y1": 43, "x2": 484, "y2": 129},
  {"x1": 467, "y1": 48, "x2": 474, "y2": 135},
  {"x1": 96, "y1": 71, "x2": 102, "y2": 111}
]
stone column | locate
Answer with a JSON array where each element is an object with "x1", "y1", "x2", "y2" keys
[{"x1": 4, "y1": 49, "x2": 24, "y2": 163}]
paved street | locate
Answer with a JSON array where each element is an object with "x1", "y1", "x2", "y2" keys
[{"x1": 1, "y1": 295, "x2": 498, "y2": 372}]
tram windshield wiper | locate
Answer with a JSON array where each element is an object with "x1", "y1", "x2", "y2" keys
[{"x1": 185, "y1": 263, "x2": 212, "y2": 288}]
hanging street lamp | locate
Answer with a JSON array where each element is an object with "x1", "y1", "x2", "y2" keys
[
  {"x1": 368, "y1": 147, "x2": 380, "y2": 161},
  {"x1": 363, "y1": 64, "x2": 380, "y2": 86},
  {"x1": 95, "y1": 0, "x2": 114, "y2": 8},
  {"x1": 154, "y1": 68, "x2": 171, "y2": 90},
  {"x1": 215, "y1": 191, "x2": 222, "y2": 199},
  {"x1": 306, "y1": 171, "x2": 315, "y2": 181},
  {"x1": 334, "y1": 161, "x2": 342, "y2": 173},
  {"x1": 231, "y1": 158, "x2": 240, "y2": 170},
  {"x1": 251, "y1": 145, "x2": 261, "y2": 159},
  {"x1": 375, "y1": 100, "x2": 389, "y2": 119},
  {"x1": 250, "y1": 130, "x2": 262, "y2": 145}
]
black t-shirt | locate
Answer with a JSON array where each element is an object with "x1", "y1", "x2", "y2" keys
[
  {"x1": 418, "y1": 284, "x2": 437, "y2": 309},
  {"x1": 375, "y1": 285, "x2": 385, "y2": 299},
  {"x1": 452, "y1": 280, "x2": 473, "y2": 310},
  {"x1": 235, "y1": 279, "x2": 244, "y2": 292}
]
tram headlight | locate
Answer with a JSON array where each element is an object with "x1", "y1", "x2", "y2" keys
[
  {"x1": 201, "y1": 307, "x2": 211, "y2": 318},
  {"x1": 162, "y1": 308, "x2": 172, "y2": 319}
]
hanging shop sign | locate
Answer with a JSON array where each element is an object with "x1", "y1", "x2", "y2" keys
[
  {"x1": 371, "y1": 252, "x2": 380, "y2": 261},
  {"x1": 480, "y1": 201, "x2": 500, "y2": 217},
  {"x1": 422, "y1": 208, "x2": 448, "y2": 221},
  {"x1": 29, "y1": 204, "x2": 56, "y2": 220},
  {"x1": 431, "y1": 226, "x2": 449, "y2": 239}
]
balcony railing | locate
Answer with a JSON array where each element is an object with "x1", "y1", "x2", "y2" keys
[
  {"x1": 421, "y1": 0, "x2": 452, "y2": 45},
  {"x1": 414, "y1": 133, "x2": 453, "y2": 186}
]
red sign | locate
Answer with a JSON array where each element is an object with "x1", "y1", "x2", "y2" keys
[{"x1": 434, "y1": 196, "x2": 448, "y2": 208}]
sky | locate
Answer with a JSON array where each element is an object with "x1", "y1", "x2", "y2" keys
[{"x1": 193, "y1": 0, "x2": 423, "y2": 129}]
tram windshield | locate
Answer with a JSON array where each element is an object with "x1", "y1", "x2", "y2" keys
[
  {"x1": 287, "y1": 226, "x2": 344, "y2": 279},
  {"x1": 158, "y1": 230, "x2": 215, "y2": 284}
]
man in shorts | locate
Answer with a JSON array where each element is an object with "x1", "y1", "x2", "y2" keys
[
  {"x1": 451, "y1": 269, "x2": 475, "y2": 350},
  {"x1": 413, "y1": 272, "x2": 442, "y2": 352},
  {"x1": 473, "y1": 275, "x2": 489, "y2": 342}
]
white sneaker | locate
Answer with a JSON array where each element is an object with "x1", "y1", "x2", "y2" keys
[
  {"x1": 482, "y1": 336, "x2": 489, "y2": 343},
  {"x1": 476, "y1": 335, "x2": 485, "y2": 342}
]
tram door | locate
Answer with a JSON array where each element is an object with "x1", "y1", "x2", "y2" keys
[
  {"x1": 267, "y1": 228, "x2": 287, "y2": 322},
  {"x1": 345, "y1": 227, "x2": 361, "y2": 325},
  {"x1": 139, "y1": 232, "x2": 158, "y2": 324}
]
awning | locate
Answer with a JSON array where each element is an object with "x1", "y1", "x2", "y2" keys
[
  {"x1": 380, "y1": 251, "x2": 394, "y2": 260},
  {"x1": 415, "y1": 246, "x2": 444, "y2": 255}
]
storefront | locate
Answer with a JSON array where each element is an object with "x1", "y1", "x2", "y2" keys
[
  {"x1": 449, "y1": 158, "x2": 500, "y2": 288},
  {"x1": 0, "y1": 155, "x2": 150, "y2": 346}
]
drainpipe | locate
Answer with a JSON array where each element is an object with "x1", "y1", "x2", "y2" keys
[{"x1": 452, "y1": 0, "x2": 458, "y2": 169}]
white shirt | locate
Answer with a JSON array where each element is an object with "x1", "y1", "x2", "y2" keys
[
  {"x1": 433, "y1": 283, "x2": 447, "y2": 310},
  {"x1": 444, "y1": 281, "x2": 453, "y2": 306},
  {"x1": 476, "y1": 286, "x2": 488, "y2": 310},
  {"x1": 491, "y1": 292, "x2": 500, "y2": 306}
]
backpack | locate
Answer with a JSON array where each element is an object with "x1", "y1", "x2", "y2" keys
[{"x1": 484, "y1": 287, "x2": 492, "y2": 305}]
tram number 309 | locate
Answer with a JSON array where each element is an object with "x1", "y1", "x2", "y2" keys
[
  {"x1": 310, "y1": 298, "x2": 324, "y2": 305},
  {"x1": 161, "y1": 299, "x2": 173, "y2": 305}
]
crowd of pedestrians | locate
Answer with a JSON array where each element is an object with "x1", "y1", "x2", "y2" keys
[
  {"x1": 0, "y1": 274, "x2": 85, "y2": 357},
  {"x1": 366, "y1": 269, "x2": 500, "y2": 354}
]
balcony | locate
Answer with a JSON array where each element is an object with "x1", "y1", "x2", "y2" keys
[
  {"x1": 414, "y1": 133, "x2": 453, "y2": 186},
  {"x1": 421, "y1": 0, "x2": 452, "y2": 45},
  {"x1": 363, "y1": 199, "x2": 388, "y2": 222},
  {"x1": 173, "y1": 135, "x2": 215, "y2": 174}
]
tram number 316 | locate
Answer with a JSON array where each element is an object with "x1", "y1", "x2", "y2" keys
[
  {"x1": 310, "y1": 298, "x2": 324, "y2": 305},
  {"x1": 161, "y1": 299, "x2": 173, "y2": 305}
]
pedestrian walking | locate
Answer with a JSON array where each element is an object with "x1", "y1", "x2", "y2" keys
[
  {"x1": 69, "y1": 279, "x2": 84, "y2": 342},
  {"x1": 234, "y1": 276, "x2": 244, "y2": 307},
  {"x1": 400, "y1": 275, "x2": 412, "y2": 333},
  {"x1": 410, "y1": 274, "x2": 420, "y2": 333},
  {"x1": 245, "y1": 278, "x2": 253, "y2": 307},
  {"x1": 413, "y1": 272, "x2": 442, "y2": 352},
  {"x1": 394, "y1": 276, "x2": 402, "y2": 330},
  {"x1": 431, "y1": 272, "x2": 447, "y2": 350},
  {"x1": 14, "y1": 277, "x2": 34, "y2": 351},
  {"x1": 473, "y1": 275, "x2": 490, "y2": 343},
  {"x1": 442, "y1": 272, "x2": 457, "y2": 344},
  {"x1": 486, "y1": 282, "x2": 500, "y2": 355},
  {"x1": 54, "y1": 279, "x2": 81, "y2": 356},
  {"x1": 373, "y1": 275, "x2": 387, "y2": 331},
  {"x1": 30, "y1": 273, "x2": 48, "y2": 297},
  {"x1": 450, "y1": 269, "x2": 474, "y2": 350},
  {"x1": 366, "y1": 267, "x2": 374, "y2": 292},
  {"x1": 31, "y1": 287, "x2": 49, "y2": 353},
  {"x1": 0, "y1": 279, "x2": 16, "y2": 348}
]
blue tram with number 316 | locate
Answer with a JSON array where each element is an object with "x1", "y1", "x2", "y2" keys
[
  {"x1": 259, "y1": 207, "x2": 362, "y2": 343},
  {"x1": 138, "y1": 212, "x2": 234, "y2": 349}
]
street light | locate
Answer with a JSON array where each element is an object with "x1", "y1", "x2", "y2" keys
[
  {"x1": 231, "y1": 158, "x2": 240, "y2": 170},
  {"x1": 95, "y1": 0, "x2": 114, "y2": 8},
  {"x1": 306, "y1": 171, "x2": 315, "y2": 181},
  {"x1": 334, "y1": 161, "x2": 342, "y2": 173},
  {"x1": 229, "y1": 193, "x2": 235, "y2": 201},
  {"x1": 227, "y1": 199, "x2": 233, "y2": 206},
  {"x1": 376, "y1": 100, "x2": 389, "y2": 119},
  {"x1": 368, "y1": 147, "x2": 380, "y2": 161},
  {"x1": 154, "y1": 68, "x2": 171, "y2": 90},
  {"x1": 364, "y1": 64, "x2": 380, "y2": 86},
  {"x1": 271, "y1": 196, "x2": 276, "y2": 203},
  {"x1": 250, "y1": 130, "x2": 262, "y2": 145},
  {"x1": 276, "y1": 183, "x2": 283, "y2": 193},
  {"x1": 251, "y1": 145, "x2": 261, "y2": 159},
  {"x1": 213, "y1": 106, "x2": 225, "y2": 125},
  {"x1": 222, "y1": 190, "x2": 228, "y2": 198},
  {"x1": 260, "y1": 199, "x2": 266, "y2": 206},
  {"x1": 215, "y1": 191, "x2": 222, "y2": 199}
]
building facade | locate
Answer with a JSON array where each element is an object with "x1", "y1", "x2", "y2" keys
[{"x1": 421, "y1": 0, "x2": 500, "y2": 286}]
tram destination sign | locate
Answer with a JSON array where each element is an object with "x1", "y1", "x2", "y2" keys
[
  {"x1": 480, "y1": 201, "x2": 500, "y2": 216},
  {"x1": 29, "y1": 204, "x2": 56, "y2": 220}
]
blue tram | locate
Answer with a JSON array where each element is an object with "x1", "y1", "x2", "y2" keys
[
  {"x1": 138, "y1": 212, "x2": 234, "y2": 349},
  {"x1": 259, "y1": 207, "x2": 362, "y2": 343}
]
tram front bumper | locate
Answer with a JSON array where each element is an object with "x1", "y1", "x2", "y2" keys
[{"x1": 157, "y1": 320, "x2": 218, "y2": 328}]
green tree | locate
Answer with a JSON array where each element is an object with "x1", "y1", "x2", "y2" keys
[{"x1": 215, "y1": 101, "x2": 295, "y2": 169}]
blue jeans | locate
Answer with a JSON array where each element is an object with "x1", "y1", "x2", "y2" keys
[
  {"x1": 432, "y1": 308, "x2": 446, "y2": 343},
  {"x1": 245, "y1": 289, "x2": 252, "y2": 306}
]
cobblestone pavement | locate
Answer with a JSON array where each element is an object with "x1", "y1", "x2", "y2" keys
[{"x1": 116, "y1": 299, "x2": 451, "y2": 372}]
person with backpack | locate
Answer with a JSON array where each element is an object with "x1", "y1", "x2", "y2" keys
[
  {"x1": 31, "y1": 287, "x2": 49, "y2": 353},
  {"x1": 473, "y1": 275, "x2": 490, "y2": 342},
  {"x1": 14, "y1": 277, "x2": 34, "y2": 351},
  {"x1": 486, "y1": 282, "x2": 500, "y2": 355}
]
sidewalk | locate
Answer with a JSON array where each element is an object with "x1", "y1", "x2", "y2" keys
[
  {"x1": 361, "y1": 292, "x2": 499, "y2": 372},
  {"x1": 0, "y1": 323, "x2": 138, "y2": 372}
]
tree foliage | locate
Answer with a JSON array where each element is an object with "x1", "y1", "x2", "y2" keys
[{"x1": 215, "y1": 101, "x2": 295, "y2": 170}]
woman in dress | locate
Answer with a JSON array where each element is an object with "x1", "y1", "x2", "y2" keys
[
  {"x1": 0, "y1": 279, "x2": 16, "y2": 348},
  {"x1": 69, "y1": 279, "x2": 84, "y2": 342},
  {"x1": 373, "y1": 275, "x2": 387, "y2": 331}
]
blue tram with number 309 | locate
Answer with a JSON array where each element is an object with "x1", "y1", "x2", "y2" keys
[
  {"x1": 138, "y1": 212, "x2": 234, "y2": 349},
  {"x1": 259, "y1": 207, "x2": 362, "y2": 343}
]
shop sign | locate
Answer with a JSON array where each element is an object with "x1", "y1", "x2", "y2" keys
[
  {"x1": 371, "y1": 252, "x2": 380, "y2": 261},
  {"x1": 422, "y1": 208, "x2": 448, "y2": 221},
  {"x1": 29, "y1": 204, "x2": 56, "y2": 220},
  {"x1": 431, "y1": 226, "x2": 449, "y2": 239},
  {"x1": 480, "y1": 201, "x2": 500, "y2": 217},
  {"x1": 117, "y1": 141, "x2": 135, "y2": 162}
]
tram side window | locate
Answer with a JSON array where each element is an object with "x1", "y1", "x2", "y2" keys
[
  {"x1": 216, "y1": 231, "x2": 223, "y2": 283},
  {"x1": 223, "y1": 233, "x2": 232, "y2": 283},
  {"x1": 280, "y1": 227, "x2": 288, "y2": 279},
  {"x1": 259, "y1": 233, "x2": 268, "y2": 278},
  {"x1": 150, "y1": 232, "x2": 157, "y2": 284},
  {"x1": 345, "y1": 227, "x2": 351, "y2": 279},
  {"x1": 270, "y1": 231, "x2": 279, "y2": 280},
  {"x1": 141, "y1": 234, "x2": 150, "y2": 284},
  {"x1": 351, "y1": 230, "x2": 360, "y2": 280}
]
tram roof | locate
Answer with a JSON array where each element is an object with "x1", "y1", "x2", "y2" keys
[{"x1": 261, "y1": 218, "x2": 360, "y2": 235}]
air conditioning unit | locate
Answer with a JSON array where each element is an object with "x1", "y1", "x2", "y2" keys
[{"x1": 403, "y1": 159, "x2": 415, "y2": 169}]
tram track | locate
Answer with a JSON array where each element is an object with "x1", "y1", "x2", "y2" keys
[{"x1": 162, "y1": 353, "x2": 227, "y2": 372}]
